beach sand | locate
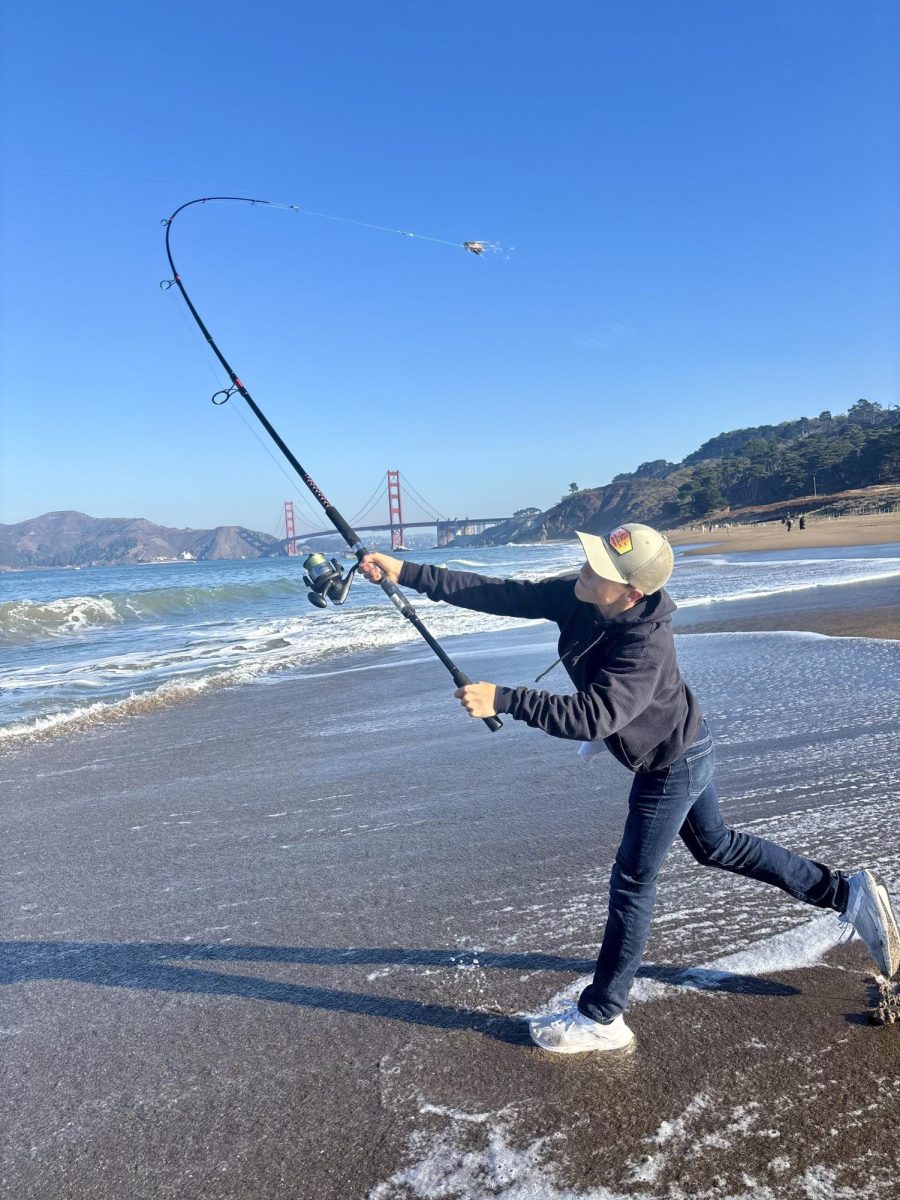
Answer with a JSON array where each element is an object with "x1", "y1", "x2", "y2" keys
[
  {"x1": 668, "y1": 512, "x2": 900, "y2": 556},
  {"x1": 3, "y1": 572, "x2": 899, "y2": 1199}
]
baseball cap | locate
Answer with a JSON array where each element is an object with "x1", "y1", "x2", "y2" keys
[{"x1": 576, "y1": 524, "x2": 674, "y2": 596}]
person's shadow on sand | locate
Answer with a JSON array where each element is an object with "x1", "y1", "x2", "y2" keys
[{"x1": 0, "y1": 941, "x2": 797, "y2": 1045}]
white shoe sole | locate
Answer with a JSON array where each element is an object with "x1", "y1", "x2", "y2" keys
[
  {"x1": 848, "y1": 870, "x2": 900, "y2": 978},
  {"x1": 528, "y1": 1021, "x2": 635, "y2": 1055},
  {"x1": 873, "y1": 878, "x2": 900, "y2": 977}
]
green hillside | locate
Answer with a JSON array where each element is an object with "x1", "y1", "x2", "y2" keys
[{"x1": 458, "y1": 399, "x2": 900, "y2": 546}]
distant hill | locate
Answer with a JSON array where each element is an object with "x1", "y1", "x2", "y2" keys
[
  {"x1": 0, "y1": 511, "x2": 279, "y2": 569},
  {"x1": 452, "y1": 399, "x2": 900, "y2": 546}
]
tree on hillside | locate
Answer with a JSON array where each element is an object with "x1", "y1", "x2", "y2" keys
[
  {"x1": 848, "y1": 398, "x2": 884, "y2": 427},
  {"x1": 694, "y1": 467, "x2": 727, "y2": 514},
  {"x1": 676, "y1": 465, "x2": 727, "y2": 518},
  {"x1": 856, "y1": 428, "x2": 900, "y2": 485},
  {"x1": 633, "y1": 459, "x2": 677, "y2": 480}
]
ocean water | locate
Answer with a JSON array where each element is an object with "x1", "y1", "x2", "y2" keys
[{"x1": 2, "y1": 541, "x2": 899, "y2": 740}]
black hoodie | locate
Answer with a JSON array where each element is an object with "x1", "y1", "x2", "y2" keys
[{"x1": 397, "y1": 561, "x2": 703, "y2": 773}]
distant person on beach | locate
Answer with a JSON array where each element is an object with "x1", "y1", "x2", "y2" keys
[
  {"x1": 361, "y1": 526, "x2": 900, "y2": 1054},
  {"x1": 787, "y1": 518, "x2": 793, "y2": 532},
  {"x1": 800, "y1": 515, "x2": 806, "y2": 531}
]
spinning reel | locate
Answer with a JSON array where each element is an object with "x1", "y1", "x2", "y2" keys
[{"x1": 302, "y1": 552, "x2": 358, "y2": 608}]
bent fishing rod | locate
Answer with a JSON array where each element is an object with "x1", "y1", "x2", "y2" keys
[{"x1": 161, "y1": 195, "x2": 502, "y2": 732}]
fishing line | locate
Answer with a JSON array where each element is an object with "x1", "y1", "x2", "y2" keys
[
  {"x1": 170, "y1": 279, "x2": 323, "y2": 527},
  {"x1": 293, "y1": 206, "x2": 501, "y2": 255},
  {"x1": 350, "y1": 497, "x2": 389, "y2": 532},
  {"x1": 397, "y1": 474, "x2": 447, "y2": 521},
  {"x1": 225, "y1": 404, "x2": 325, "y2": 528},
  {"x1": 349, "y1": 478, "x2": 390, "y2": 528}
]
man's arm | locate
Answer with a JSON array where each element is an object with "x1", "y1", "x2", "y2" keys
[
  {"x1": 361, "y1": 553, "x2": 576, "y2": 622},
  {"x1": 491, "y1": 641, "x2": 664, "y2": 740}
]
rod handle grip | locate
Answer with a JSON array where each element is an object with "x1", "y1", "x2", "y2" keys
[{"x1": 454, "y1": 670, "x2": 504, "y2": 734}]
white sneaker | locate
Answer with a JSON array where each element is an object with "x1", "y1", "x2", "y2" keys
[
  {"x1": 839, "y1": 869, "x2": 900, "y2": 978},
  {"x1": 529, "y1": 1002, "x2": 635, "y2": 1054}
]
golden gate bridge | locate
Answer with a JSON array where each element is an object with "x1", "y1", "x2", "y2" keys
[{"x1": 275, "y1": 470, "x2": 512, "y2": 553}]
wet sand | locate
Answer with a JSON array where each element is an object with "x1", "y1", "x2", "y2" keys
[
  {"x1": 674, "y1": 576, "x2": 900, "y2": 641},
  {"x1": 3, "y1": 582, "x2": 899, "y2": 1199}
]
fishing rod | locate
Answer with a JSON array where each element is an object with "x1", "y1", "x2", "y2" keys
[{"x1": 161, "y1": 195, "x2": 502, "y2": 732}]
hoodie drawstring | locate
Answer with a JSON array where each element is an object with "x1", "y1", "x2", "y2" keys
[{"x1": 534, "y1": 630, "x2": 607, "y2": 683}]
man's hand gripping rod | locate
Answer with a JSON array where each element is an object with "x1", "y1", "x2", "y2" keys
[{"x1": 370, "y1": 565, "x2": 503, "y2": 734}]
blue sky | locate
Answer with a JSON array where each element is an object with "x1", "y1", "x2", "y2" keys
[{"x1": 1, "y1": 1, "x2": 897, "y2": 536}]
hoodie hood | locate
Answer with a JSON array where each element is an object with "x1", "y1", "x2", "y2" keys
[{"x1": 584, "y1": 586, "x2": 677, "y2": 628}]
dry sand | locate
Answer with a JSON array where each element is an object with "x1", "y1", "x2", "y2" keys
[{"x1": 668, "y1": 512, "x2": 900, "y2": 556}]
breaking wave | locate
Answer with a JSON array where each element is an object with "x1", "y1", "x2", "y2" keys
[
  {"x1": 0, "y1": 579, "x2": 309, "y2": 644},
  {"x1": 675, "y1": 562, "x2": 900, "y2": 608},
  {"x1": 0, "y1": 598, "x2": 529, "y2": 744},
  {"x1": 0, "y1": 681, "x2": 217, "y2": 743}
]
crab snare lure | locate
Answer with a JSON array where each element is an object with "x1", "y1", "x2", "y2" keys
[{"x1": 160, "y1": 195, "x2": 502, "y2": 732}]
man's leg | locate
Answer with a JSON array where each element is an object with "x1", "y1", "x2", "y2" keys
[
  {"x1": 578, "y1": 752, "x2": 699, "y2": 1023},
  {"x1": 678, "y1": 764, "x2": 899, "y2": 976},
  {"x1": 678, "y1": 777, "x2": 848, "y2": 910}
]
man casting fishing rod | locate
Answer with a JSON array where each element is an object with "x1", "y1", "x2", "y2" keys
[{"x1": 361, "y1": 524, "x2": 900, "y2": 1054}]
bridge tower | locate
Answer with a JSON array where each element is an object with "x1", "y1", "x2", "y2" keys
[
  {"x1": 387, "y1": 470, "x2": 406, "y2": 550},
  {"x1": 284, "y1": 500, "x2": 298, "y2": 556}
]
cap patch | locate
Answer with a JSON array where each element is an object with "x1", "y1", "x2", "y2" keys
[{"x1": 608, "y1": 527, "x2": 633, "y2": 556}]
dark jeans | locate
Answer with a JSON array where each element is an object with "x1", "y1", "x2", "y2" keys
[{"x1": 578, "y1": 721, "x2": 848, "y2": 1023}]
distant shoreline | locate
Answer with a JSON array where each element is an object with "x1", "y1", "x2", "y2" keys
[
  {"x1": 5, "y1": 512, "x2": 899, "y2": 573},
  {"x1": 667, "y1": 512, "x2": 900, "y2": 556}
]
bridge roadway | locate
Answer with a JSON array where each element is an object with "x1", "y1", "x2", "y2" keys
[{"x1": 284, "y1": 517, "x2": 512, "y2": 547}]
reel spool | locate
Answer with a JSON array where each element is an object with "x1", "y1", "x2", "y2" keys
[{"x1": 302, "y1": 552, "x2": 357, "y2": 608}]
